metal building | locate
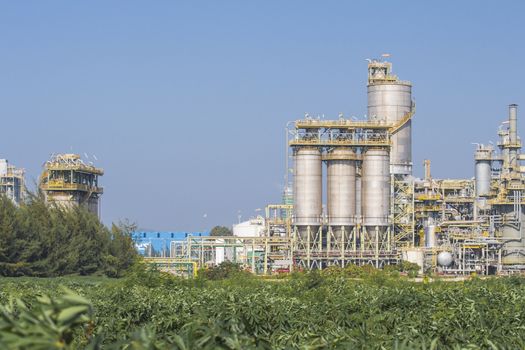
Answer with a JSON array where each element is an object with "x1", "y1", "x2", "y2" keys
[
  {"x1": 0, "y1": 159, "x2": 25, "y2": 205},
  {"x1": 39, "y1": 154, "x2": 103, "y2": 217}
]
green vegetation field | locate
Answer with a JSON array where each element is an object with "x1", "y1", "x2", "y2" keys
[{"x1": 1, "y1": 266, "x2": 525, "y2": 349}]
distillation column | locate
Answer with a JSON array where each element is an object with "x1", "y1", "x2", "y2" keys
[
  {"x1": 326, "y1": 148, "x2": 357, "y2": 247},
  {"x1": 367, "y1": 60, "x2": 413, "y2": 175},
  {"x1": 293, "y1": 147, "x2": 322, "y2": 242},
  {"x1": 501, "y1": 104, "x2": 525, "y2": 265}
]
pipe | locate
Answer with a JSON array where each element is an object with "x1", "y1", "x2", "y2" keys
[{"x1": 509, "y1": 104, "x2": 518, "y2": 172}]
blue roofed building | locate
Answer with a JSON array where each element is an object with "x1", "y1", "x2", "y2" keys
[{"x1": 132, "y1": 231, "x2": 209, "y2": 257}]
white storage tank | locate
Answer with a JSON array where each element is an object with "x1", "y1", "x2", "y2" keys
[
  {"x1": 233, "y1": 217, "x2": 265, "y2": 237},
  {"x1": 402, "y1": 249, "x2": 424, "y2": 274}
]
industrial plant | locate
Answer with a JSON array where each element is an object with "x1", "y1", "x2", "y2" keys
[
  {"x1": 286, "y1": 58, "x2": 525, "y2": 274},
  {"x1": 2, "y1": 58, "x2": 525, "y2": 277},
  {"x1": 39, "y1": 154, "x2": 104, "y2": 217},
  {"x1": 0, "y1": 159, "x2": 25, "y2": 205},
  {"x1": 149, "y1": 58, "x2": 525, "y2": 276}
]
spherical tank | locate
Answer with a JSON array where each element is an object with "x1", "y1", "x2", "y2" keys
[
  {"x1": 368, "y1": 83, "x2": 412, "y2": 175},
  {"x1": 437, "y1": 251, "x2": 453, "y2": 267},
  {"x1": 293, "y1": 148, "x2": 322, "y2": 227},
  {"x1": 362, "y1": 148, "x2": 390, "y2": 226},
  {"x1": 327, "y1": 148, "x2": 356, "y2": 227}
]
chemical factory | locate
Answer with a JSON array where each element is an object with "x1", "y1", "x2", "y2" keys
[
  {"x1": 285, "y1": 58, "x2": 525, "y2": 275},
  {"x1": 39, "y1": 154, "x2": 104, "y2": 217},
  {"x1": 0, "y1": 159, "x2": 25, "y2": 205},
  {"x1": 2, "y1": 58, "x2": 525, "y2": 276},
  {"x1": 0, "y1": 153, "x2": 104, "y2": 216},
  {"x1": 154, "y1": 57, "x2": 525, "y2": 276}
]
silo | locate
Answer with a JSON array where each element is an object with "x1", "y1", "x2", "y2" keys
[
  {"x1": 293, "y1": 147, "x2": 322, "y2": 239},
  {"x1": 326, "y1": 148, "x2": 357, "y2": 242},
  {"x1": 367, "y1": 60, "x2": 413, "y2": 175},
  {"x1": 474, "y1": 146, "x2": 493, "y2": 197},
  {"x1": 361, "y1": 148, "x2": 390, "y2": 227}
]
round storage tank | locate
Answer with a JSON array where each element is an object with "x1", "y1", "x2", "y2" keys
[
  {"x1": 424, "y1": 225, "x2": 437, "y2": 248},
  {"x1": 368, "y1": 81, "x2": 412, "y2": 175},
  {"x1": 362, "y1": 148, "x2": 390, "y2": 226},
  {"x1": 293, "y1": 148, "x2": 322, "y2": 227},
  {"x1": 475, "y1": 160, "x2": 491, "y2": 197},
  {"x1": 402, "y1": 249, "x2": 424, "y2": 274},
  {"x1": 437, "y1": 251, "x2": 453, "y2": 267},
  {"x1": 327, "y1": 148, "x2": 356, "y2": 226}
]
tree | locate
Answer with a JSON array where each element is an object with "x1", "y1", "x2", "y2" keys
[
  {"x1": 0, "y1": 192, "x2": 138, "y2": 277},
  {"x1": 209, "y1": 225, "x2": 232, "y2": 236}
]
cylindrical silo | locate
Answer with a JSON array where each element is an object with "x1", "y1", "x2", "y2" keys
[
  {"x1": 327, "y1": 148, "x2": 357, "y2": 242},
  {"x1": 367, "y1": 60, "x2": 413, "y2": 175},
  {"x1": 362, "y1": 148, "x2": 390, "y2": 227},
  {"x1": 424, "y1": 225, "x2": 436, "y2": 248},
  {"x1": 474, "y1": 146, "x2": 493, "y2": 197},
  {"x1": 293, "y1": 147, "x2": 322, "y2": 238}
]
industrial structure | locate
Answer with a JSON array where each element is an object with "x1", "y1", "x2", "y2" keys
[
  {"x1": 39, "y1": 154, "x2": 103, "y2": 217},
  {"x1": 128, "y1": 57, "x2": 525, "y2": 276},
  {"x1": 0, "y1": 159, "x2": 25, "y2": 205},
  {"x1": 286, "y1": 58, "x2": 525, "y2": 274}
]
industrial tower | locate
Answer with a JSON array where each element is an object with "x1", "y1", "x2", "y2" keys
[
  {"x1": 39, "y1": 154, "x2": 103, "y2": 217},
  {"x1": 0, "y1": 159, "x2": 25, "y2": 205}
]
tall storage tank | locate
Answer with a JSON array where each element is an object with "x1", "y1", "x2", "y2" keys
[
  {"x1": 293, "y1": 147, "x2": 322, "y2": 238},
  {"x1": 367, "y1": 59, "x2": 413, "y2": 175},
  {"x1": 327, "y1": 148, "x2": 356, "y2": 241},
  {"x1": 474, "y1": 145, "x2": 493, "y2": 197},
  {"x1": 362, "y1": 148, "x2": 390, "y2": 226}
]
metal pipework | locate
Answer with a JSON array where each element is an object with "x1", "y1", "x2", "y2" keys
[
  {"x1": 293, "y1": 147, "x2": 322, "y2": 238},
  {"x1": 327, "y1": 148, "x2": 357, "y2": 241},
  {"x1": 509, "y1": 104, "x2": 519, "y2": 172},
  {"x1": 362, "y1": 148, "x2": 390, "y2": 226}
]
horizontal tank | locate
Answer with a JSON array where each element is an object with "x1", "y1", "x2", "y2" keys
[
  {"x1": 293, "y1": 147, "x2": 322, "y2": 227},
  {"x1": 362, "y1": 148, "x2": 390, "y2": 226}
]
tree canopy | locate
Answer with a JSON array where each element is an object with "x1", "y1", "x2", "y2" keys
[
  {"x1": 209, "y1": 225, "x2": 232, "y2": 236},
  {"x1": 0, "y1": 194, "x2": 137, "y2": 277}
]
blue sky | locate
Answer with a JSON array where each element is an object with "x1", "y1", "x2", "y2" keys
[{"x1": 1, "y1": 1, "x2": 524, "y2": 231}]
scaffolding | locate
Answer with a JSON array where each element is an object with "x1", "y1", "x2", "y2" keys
[
  {"x1": 39, "y1": 154, "x2": 104, "y2": 217},
  {"x1": 0, "y1": 159, "x2": 25, "y2": 205}
]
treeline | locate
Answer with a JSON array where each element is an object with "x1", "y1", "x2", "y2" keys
[{"x1": 0, "y1": 194, "x2": 137, "y2": 277}]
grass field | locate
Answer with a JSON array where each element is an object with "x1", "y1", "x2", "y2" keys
[{"x1": 1, "y1": 267, "x2": 525, "y2": 349}]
